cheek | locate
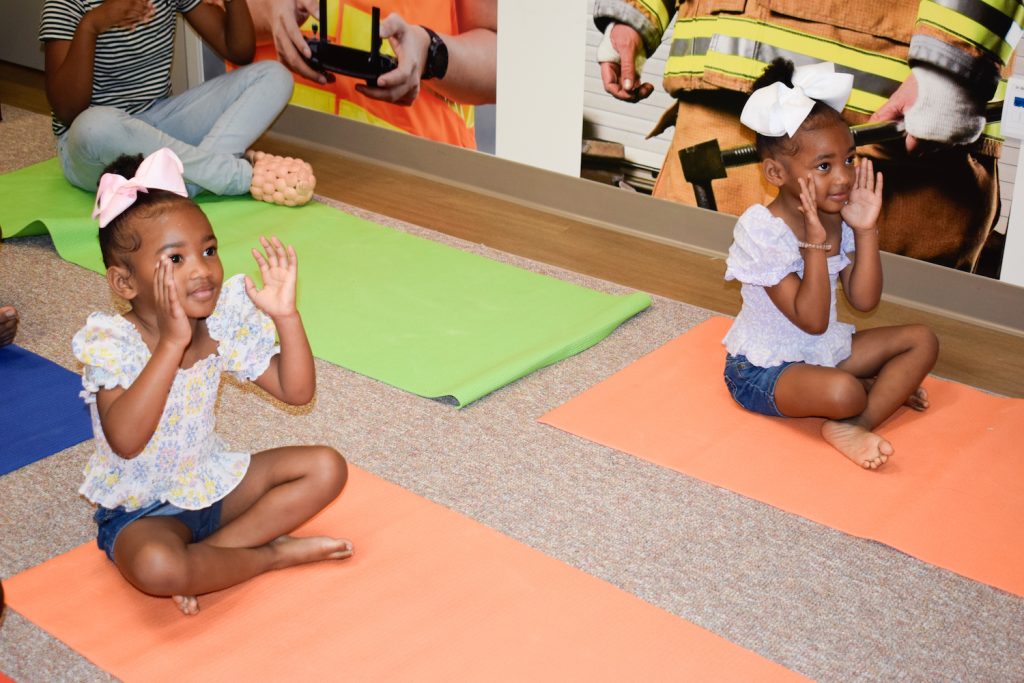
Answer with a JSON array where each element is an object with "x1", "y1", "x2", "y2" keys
[
  {"x1": 813, "y1": 176, "x2": 831, "y2": 197},
  {"x1": 173, "y1": 270, "x2": 191, "y2": 295}
]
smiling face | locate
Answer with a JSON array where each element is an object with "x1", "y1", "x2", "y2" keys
[
  {"x1": 112, "y1": 202, "x2": 224, "y2": 320},
  {"x1": 766, "y1": 117, "x2": 857, "y2": 214}
]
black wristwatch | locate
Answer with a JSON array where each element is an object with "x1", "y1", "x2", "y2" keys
[{"x1": 420, "y1": 26, "x2": 449, "y2": 80}]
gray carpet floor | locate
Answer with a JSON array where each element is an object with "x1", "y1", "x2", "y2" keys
[{"x1": 1, "y1": 103, "x2": 1022, "y2": 682}]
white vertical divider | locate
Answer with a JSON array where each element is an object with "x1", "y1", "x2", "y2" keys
[{"x1": 495, "y1": 0, "x2": 588, "y2": 176}]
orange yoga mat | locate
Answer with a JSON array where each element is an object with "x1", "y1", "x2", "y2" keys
[
  {"x1": 5, "y1": 465, "x2": 803, "y2": 682},
  {"x1": 541, "y1": 317, "x2": 1024, "y2": 597}
]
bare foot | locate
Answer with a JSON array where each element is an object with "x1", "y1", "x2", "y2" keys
[
  {"x1": 821, "y1": 420, "x2": 893, "y2": 469},
  {"x1": 172, "y1": 594, "x2": 199, "y2": 616},
  {"x1": 0, "y1": 306, "x2": 18, "y2": 347},
  {"x1": 248, "y1": 151, "x2": 316, "y2": 206},
  {"x1": 860, "y1": 378, "x2": 929, "y2": 411},
  {"x1": 270, "y1": 535, "x2": 354, "y2": 571},
  {"x1": 904, "y1": 386, "x2": 929, "y2": 411}
]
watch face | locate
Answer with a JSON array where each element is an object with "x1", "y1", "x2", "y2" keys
[
  {"x1": 432, "y1": 36, "x2": 449, "y2": 79},
  {"x1": 425, "y1": 28, "x2": 449, "y2": 80}
]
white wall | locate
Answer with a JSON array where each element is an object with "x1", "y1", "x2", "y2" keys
[
  {"x1": 582, "y1": 4, "x2": 674, "y2": 172},
  {"x1": 494, "y1": 0, "x2": 587, "y2": 176},
  {"x1": 0, "y1": 0, "x2": 46, "y2": 69}
]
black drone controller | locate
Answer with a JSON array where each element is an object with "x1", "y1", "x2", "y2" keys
[{"x1": 305, "y1": 3, "x2": 397, "y2": 87}]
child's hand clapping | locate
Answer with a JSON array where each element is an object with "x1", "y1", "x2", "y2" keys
[
  {"x1": 154, "y1": 257, "x2": 192, "y2": 350},
  {"x1": 841, "y1": 158, "x2": 883, "y2": 233},
  {"x1": 245, "y1": 236, "x2": 299, "y2": 319},
  {"x1": 92, "y1": 0, "x2": 156, "y2": 32},
  {"x1": 797, "y1": 175, "x2": 828, "y2": 246}
]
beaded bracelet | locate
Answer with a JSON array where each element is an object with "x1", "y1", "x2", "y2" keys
[{"x1": 797, "y1": 241, "x2": 832, "y2": 251}]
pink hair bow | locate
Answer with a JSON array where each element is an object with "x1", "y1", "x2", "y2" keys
[{"x1": 92, "y1": 147, "x2": 188, "y2": 228}]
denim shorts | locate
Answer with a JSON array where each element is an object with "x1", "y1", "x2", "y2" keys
[
  {"x1": 94, "y1": 499, "x2": 224, "y2": 562},
  {"x1": 723, "y1": 353, "x2": 800, "y2": 418}
]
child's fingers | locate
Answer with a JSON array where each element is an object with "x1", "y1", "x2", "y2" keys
[
  {"x1": 165, "y1": 262, "x2": 182, "y2": 314},
  {"x1": 261, "y1": 235, "x2": 281, "y2": 269},
  {"x1": 874, "y1": 170, "x2": 884, "y2": 198},
  {"x1": 252, "y1": 246, "x2": 270, "y2": 274},
  {"x1": 270, "y1": 236, "x2": 289, "y2": 269},
  {"x1": 157, "y1": 258, "x2": 173, "y2": 310},
  {"x1": 153, "y1": 259, "x2": 165, "y2": 307},
  {"x1": 798, "y1": 176, "x2": 816, "y2": 211},
  {"x1": 243, "y1": 274, "x2": 258, "y2": 300},
  {"x1": 287, "y1": 244, "x2": 298, "y2": 271}
]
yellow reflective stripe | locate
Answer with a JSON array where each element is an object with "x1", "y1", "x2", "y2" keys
[
  {"x1": 635, "y1": 0, "x2": 672, "y2": 33},
  {"x1": 670, "y1": 17, "x2": 909, "y2": 81},
  {"x1": 341, "y1": 5, "x2": 371, "y2": 51},
  {"x1": 846, "y1": 92, "x2": 888, "y2": 114},
  {"x1": 971, "y1": 0, "x2": 1024, "y2": 30},
  {"x1": 673, "y1": 54, "x2": 887, "y2": 113},
  {"x1": 444, "y1": 100, "x2": 475, "y2": 129},
  {"x1": 341, "y1": 5, "x2": 396, "y2": 56},
  {"x1": 664, "y1": 53, "x2": 709, "y2": 76},
  {"x1": 917, "y1": 1, "x2": 1015, "y2": 62},
  {"x1": 336, "y1": 100, "x2": 406, "y2": 133},
  {"x1": 291, "y1": 83, "x2": 338, "y2": 114},
  {"x1": 987, "y1": 79, "x2": 1007, "y2": 140},
  {"x1": 979, "y1": 0, "x2": 1023, "y2": 12}
]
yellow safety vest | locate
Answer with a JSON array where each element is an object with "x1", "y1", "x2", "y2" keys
[{"x1": 255, "y1": 0, "x2": 476, "y2": 149}]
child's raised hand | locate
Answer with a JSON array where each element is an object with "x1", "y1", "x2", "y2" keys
[
  {"x1": 841, "y1": 158, "x2": 884, "y2": 233},
  {"x1": 245, "y1": 236, "x2": 299, "y2": 319},
  {"x1": 797, "y1": 175, "x2": 828, "y2": 245},
  {"x1": 154, "y1": 257, "x2": 192, "y2": 350}
]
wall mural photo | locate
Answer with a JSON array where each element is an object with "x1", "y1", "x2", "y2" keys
[
  {"x1": 207, "y1": 0, "x2": 497, "y2": 153},
  {"x1": 581, "y1": 0, "x2": 1015, "y2": 280}
]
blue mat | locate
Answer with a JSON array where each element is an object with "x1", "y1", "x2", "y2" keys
[{"x1": 0, "y1": 345, "x2": 92, "y2": 475}]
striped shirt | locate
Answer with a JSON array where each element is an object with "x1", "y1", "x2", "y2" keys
[{"x1": 39, "y1": 0, "x2": 201, "y2": 136}]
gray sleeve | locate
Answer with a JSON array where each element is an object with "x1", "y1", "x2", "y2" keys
[
  {"x1": 592, "y1": 0, "x2": 670, "y2": 57},
  {"x1": 907, "y1": 35, "x2": 1000, "y2": 100}
]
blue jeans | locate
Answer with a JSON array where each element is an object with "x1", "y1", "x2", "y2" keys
[
  {"x1": 57, "y1": 61, "x2": 293, "y2": 197},
  {"x1": 723, "y1": 353, "x2": 800, "y2": 418},
  {"x1": 94, "y1": 499, "x2": 224, "y2": 562}
]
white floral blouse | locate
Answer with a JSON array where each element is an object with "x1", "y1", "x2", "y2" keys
[
  {"x1": 723, "y1": 204, "x2": 857, "y2": 369},
  {"x1": 72, "y1": 275, "x2": 279, "y2": 511}
]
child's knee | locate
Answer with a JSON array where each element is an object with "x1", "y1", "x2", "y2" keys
[
  {"x1": 823, "y1": 374, "x2": 867, "y2": 418},
  {"x1": 909, "y1": 325, "x2": 939, "y2": 364},
  {"x1": 66, "y1": 106, "x2": 129, "y2": 153},
  {"x1": 120, "y1": 542, "x2": 187, "y2": 596},
  {"x1": 252, "y1": 60, "x2": 295, "y2": 105},
  {"x1": 310, "y1": 446, "x2": 347, "y2": 495}
]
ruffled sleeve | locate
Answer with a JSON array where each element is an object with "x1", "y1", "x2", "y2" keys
[
  {"x1": 207, "y1": 274, "x2": 279, "y2": 381},
  {"x1": 72, "y1": 313, "x2": 148, "y2": 401},
  {"x1": 840, "y1": 221, "x2": 856, "y2": 256},
  {"x1": 724, "y1": 205, "x2": 803, "y2": 287}
]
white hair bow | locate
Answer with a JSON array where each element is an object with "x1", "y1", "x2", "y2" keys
[
  {"x1": 92, "y1": 147, "x2": 188, "y2": 228},
  {"x1": 740, "y1": 62, "x2": 854, "y2": 137}
]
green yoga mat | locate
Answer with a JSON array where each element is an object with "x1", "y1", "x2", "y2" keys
[{"x1": 0, "y1": 158, "x2": 650, "y2": 406}]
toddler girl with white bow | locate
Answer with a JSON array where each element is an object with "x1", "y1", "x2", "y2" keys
[{"x1": 722, "y1": 59, "x2": 938, "y2": 470}]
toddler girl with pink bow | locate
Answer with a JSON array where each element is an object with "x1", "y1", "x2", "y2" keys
[
  {"x1": 73, "y1": 148, "x2": 351, "y2": 615},
  {"x1": 722, "y1": 59, "x2": 938, "y2": 470}
]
